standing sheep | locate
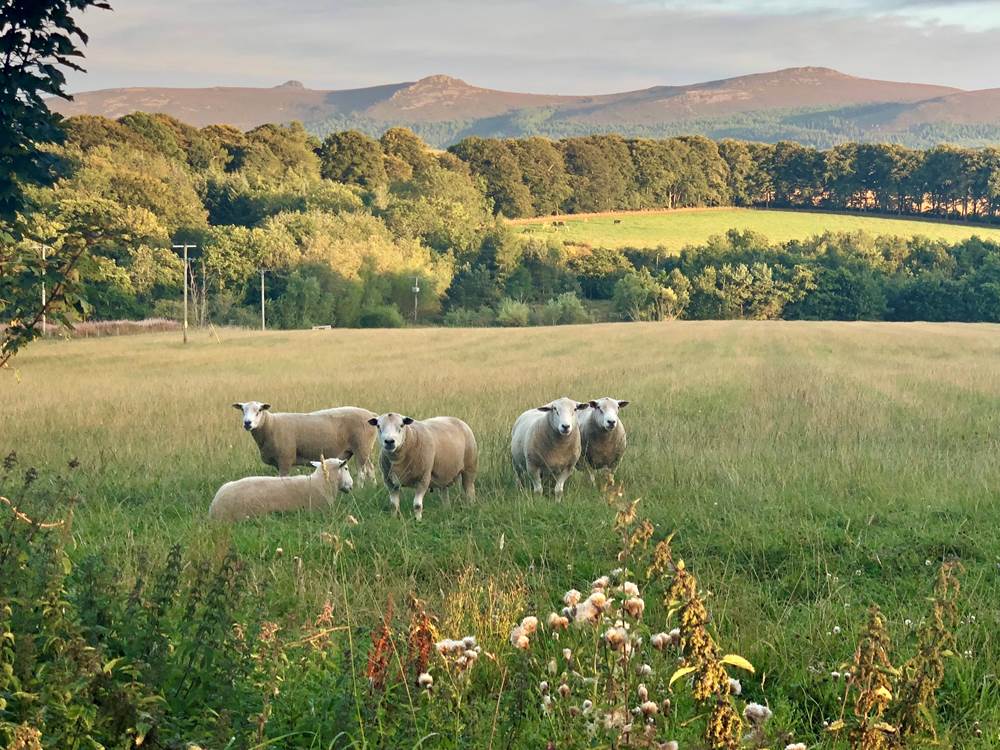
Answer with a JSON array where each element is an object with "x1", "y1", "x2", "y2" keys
[
  {"x1": 368, "y1": 412, "x2": 478, "y2": 521},
  {"x1": 511, "y1": 396, "x2": 589, "y2": 497},
  {"x1": 233, "y1": 401, "x2": 377, "y2": 484},
  {"x1": 208, "y1": 457, "x2": 353, "y2": 522},
  {"x1": 578, "y1": 397, "x2": 630, "y2": 474}
]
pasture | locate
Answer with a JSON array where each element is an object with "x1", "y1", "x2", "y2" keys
[
  {"x1": 5, "y1": 322, "x2": 1000, "y2": 747},
  {"x1": 513, "y1": 208, "x2": 1000, "y2": 251}
]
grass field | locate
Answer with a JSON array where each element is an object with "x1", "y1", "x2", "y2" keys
[
  {"x1": 513, "y1": 208, "x2": 1000, "y2": 251},
  {"x1": 5, "y1": 322, "x2": 1000, "y2": 747}
]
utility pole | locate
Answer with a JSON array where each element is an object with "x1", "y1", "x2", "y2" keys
[
  {"x1": 40, "y1": 244, "x2": 47, "y2": 335},
  {"x1": 172, "y1": 244, "x2": 196, "y2": 344},
  {"x1": 260, "y1": 268, "x2": 266, "y2": 331},
  {"x1": 411, "y1": 276, "x2": 420, "y2": 324}
]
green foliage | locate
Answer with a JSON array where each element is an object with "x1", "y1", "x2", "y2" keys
[
  {"x1": 496, "y1": 297, "x2": 531, "y2": 326},
  {"x1": 534, "y1": 291, "x2": 591, "y2": 325},
  {"x1": 318, "y1": 129, "x2": 388, "y2": 191},
  {"x1": 357, "y1": 303, "x2": 405, "y2": 328}
]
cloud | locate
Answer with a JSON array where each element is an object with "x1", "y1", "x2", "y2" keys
[{"x1": 65, "y1": 0, "x2": 1000, "y2": 94}]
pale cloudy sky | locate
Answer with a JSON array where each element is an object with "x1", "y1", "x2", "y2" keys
[{"x1": 66, "y1": 0, "x2": 1000, "y2": 94}]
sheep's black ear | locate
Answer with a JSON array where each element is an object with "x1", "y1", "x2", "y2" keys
[
  {"x1": 588, "y1": 400, "x2": 599, "y2": 409},
  {"x1": 339, "y1": 452, "x2": 352, "y2": 464},
  {"x1": 537, "y1": 406, "x2": 553, "y2": 412},
  {"x1": 261, "y1": 403, "x2": 271, "y2": 411},
  {"x1": 232, "y1": 403, "x2": 243, "y2": 410},
  {"x1": 618, "y1": 400, "x2": 630, "y2": 409},
  {"x1": 368, "y1": 417, "x2": 379, "y2": 426},
  {"x1": 576, "y1": 402, "x2": 590, "y2": 410},
  {"x1": 402, "y1": 416, "x2": 414, "y2": 425}
]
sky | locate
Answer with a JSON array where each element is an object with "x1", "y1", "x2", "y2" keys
[{"x1": 65, "y1": 0, "x2": 1000, "y2": 94}]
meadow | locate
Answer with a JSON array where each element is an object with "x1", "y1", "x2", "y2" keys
[
  {"x1": 513, "y1": 208, "x2": 1000, "y2": 251},
  {"x1": 4, "y1": 321, "x2": 1000, "y2": 748}
]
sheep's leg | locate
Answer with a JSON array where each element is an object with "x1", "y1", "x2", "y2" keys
[
  {"x1": 461, "y1": 471, "x2": 476, "y2": 500},
  {"x1": 413, "y1": 481, "x2": 431, "y2": 522},
  {"x1": 527, "y1": 463, "x2": 544, "y2": 494},
  {"x1": 553, "y1": 467, "x2": 574, "y2": 498},
  {"x1": 389, "y1": 488, "x2": 401, "y2": 516}
]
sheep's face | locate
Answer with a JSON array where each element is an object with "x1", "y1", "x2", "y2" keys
[
  {"x1": 368, "y1": 413, "x2": 414, "y2": 454},
  {"x1": 537, "y1": 397, "x2": 588, "y2": 437},
  {"x1": 233, "y1": 401, "x2": 270, "y2": 431},
  {"x1": 587, "y1": 397, "x2": 629, "y2": 432},
  {"x1": 311, "y1": 458, "x2": 353, "y2": 493}
]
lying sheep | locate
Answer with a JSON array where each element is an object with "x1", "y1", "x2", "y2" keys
[
  {"x1": 208, "y1": 457, "x2": 353, "y2": 522},
  {"x1": 578, "y1": 397, "x2": 630, "y2": 474},
  {"x1": 233, "y1": 401, "x2": 377, "y2": 484},
  {"x1": 369, "y1": 412, "x2": 478, "y2": 521},
  {"x1": 511, "y1": 396, "x2": 589, "y2": 496}
]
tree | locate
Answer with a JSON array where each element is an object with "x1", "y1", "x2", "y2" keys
[
  {"x1": 448, "y1": 137, "x2": 532, "y2": 218},
  {"x1": 317, "y1": 130, "x2": 387, "y2": 190},
  {"x1": 1, "y1": 0, "x2": 110, "y2": 366}
]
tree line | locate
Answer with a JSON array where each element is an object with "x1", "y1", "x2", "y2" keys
[{"x1": 5, "y1": 113, "x2": 1000, "y2": 335}]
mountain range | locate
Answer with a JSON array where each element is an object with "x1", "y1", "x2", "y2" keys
[{"x1": 49, "y1": 67, "x2": 1000, "y2": 148}]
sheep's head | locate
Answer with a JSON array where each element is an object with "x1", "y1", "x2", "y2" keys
[
  {"x1": 537, "y1": 397, "x2": 588, "y2": 437},
  {"x1": 310, "y1": 458, "x2": 353, "y2": 493},
  {"x1": 233, "y1": 401, "x2": 270, "y2": 431},
  {"x1": 586, "y1": 397, "x2": 629, "y2": 432},
  {"x1": 368, "y1": 413, "x2": 414, "y2": 454}
]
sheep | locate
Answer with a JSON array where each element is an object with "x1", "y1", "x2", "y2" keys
[
  {"x1": 510, "y1": 396, "x2": 589, "y2": 496},
  {"x1": 578, "y1": 397, "x2": 630, "y2": 475},
  {"x1": 233, "y1": 401, "x2": 377, "y2": 484},
  {"x1": 368, "y1": 412, "x2": 478, "y2": 521},
  {"x1": 208, "y1": 457, "x2": 353, "y2": 522}
]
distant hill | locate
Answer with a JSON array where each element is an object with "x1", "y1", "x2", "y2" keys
[{"x1": 49, "y1": 68, "x2": 1000, "y2": 148}]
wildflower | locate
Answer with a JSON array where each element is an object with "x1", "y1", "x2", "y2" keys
[
  {"x1": 650, "y1": 632, "x2": 670, "y2": 650},
  {"x1": 660, "y1": 742, "x2": 679, "y2": 750},
  {"x1": 624, "y1": 596, "x2": 645, "y2": 619},
  {"x1": 542, "y1": 694, "x2": 553, "y2": 714},
  {"x1": 275, "y1": 547, "x2": 284, "y2": 557},
  {"x1": 592, "y1": 575, "x2": 610, "y2": 590},
  {"x1": 639, "y1": 663, "x2": 653, "y2": 677},
  {"x1": 904, "y1": 618, "x2": 913, "y2": 628},
  {"x1": 589, "y1": 591, "x2": 608, "y2": 610},
  {"x1": 622, "y1": 580, "x2": 640, "y2": 597},
  {"x1": 729, "y1": 677, "x2": 742, "y2": 695},
  {"x1": 574, "y1": 600, "x2": 601, "y2": 625},
  {"x1": 604, "y1": 626, "x2": 627, "y2": 649},
  {"x1": 538, "y1": 680, "x2": 550, "y2": 695},
  {"x1": 640, "y1": 700, "x2": 658, "y2": 717},
  {"x1": 418, "y1": 672, "x2": 433, "y2": 689},
  {"x1": 462, "y1": 635, "x2": 477, "y2": 649},
  {"x1": 743, "y1": 702, "x2": 773, "y2": 727},
  {"x1": 582, "y1": 699, "x2": 594, "y2": 713},
  {"x1": 509, "y1": 626, "x2": 530, "y2": 649},
  {"x1": 832, "y1": 625, "x2": 841, "y2": 635},
  {"x1": 521, "y1": 615, "x2": 539, "y2": 635},
  {"x1": 548, "y1": 612, "x2": 569, "y2": 630},
  {"x1": 637, "y1": 684, "x2": 648, "y2": 701},
  {"x1": 346, "y1": 514, "x2": 359, "y2": 525},
  {"x1": 558, "y1": 682, "x2": 570, "y2": 698},
  {"x1": 548, "y1": 658, "x2": 558, "y2": 674},
  {"x1": 785, "y1": 744, "x2": 807, "y2": 750},
  {"x1": 564, "y1": 588, "x2": 582, "y2": 606}
]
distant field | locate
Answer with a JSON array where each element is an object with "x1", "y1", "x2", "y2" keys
[
  {"x1": 514, "y1": 208, "x2": 1000, "y2": 250},
  {"x1": 6, "y1": 322, "x2": 1000, "y2": 746}
]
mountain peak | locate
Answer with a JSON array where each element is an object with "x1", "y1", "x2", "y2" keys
[
  {"x1": 411, "y1": 74, "x2": 472, "y2": 88},
  {"x1": 275, "y1": 80, "x2": 304, "y2": 88}
]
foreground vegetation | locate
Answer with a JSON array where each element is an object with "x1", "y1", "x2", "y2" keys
[{"x1": 3, "y1": 322, "x2": 999, "y2": 747}]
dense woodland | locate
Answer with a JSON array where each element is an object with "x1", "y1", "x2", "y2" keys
[{"x1": 7, "y1": 112, "x2": 1000, "y2": 329}]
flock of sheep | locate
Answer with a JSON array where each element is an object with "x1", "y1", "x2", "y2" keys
[{"x1": 208, "y1": 397, "x2": 630, "y2": 522}]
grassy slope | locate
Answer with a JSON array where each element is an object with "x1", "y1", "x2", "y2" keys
[
  {"x1": 514, "y1": 208, "x2": 1000, "y2": 251},
  {"x1": 6, "y1": 322, "x2": 1000, "y2": 744}
]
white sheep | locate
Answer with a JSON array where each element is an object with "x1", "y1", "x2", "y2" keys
[
  {"x1": 510, "y1": 396, "x2": 588, "y2": 496},
  {"x1": 368, "y1": 412, "x2": 478, "y2": 521},
  {"x1": 208, "y1": 457, "x2": 353, "y2": 522},
  {"x1": 578, "y1": 397, "x2": 630, "y2": 474},
  {"x1": 233, "y1": 401, "x2": 377, "y2": 484}
]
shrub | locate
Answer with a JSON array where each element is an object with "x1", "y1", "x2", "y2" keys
[
  {"x1": 535, "y1": 292, "x2": 591, "y2": 326},
  {"x1": 496, "y1": 298, "x2": 530, "y2": 327},
  {"x1": 442, "y1": 306, "x2": 496, "y2": 327},
  {"x1": 357, "y1": 304, "x2": 405, "y2": 328}
]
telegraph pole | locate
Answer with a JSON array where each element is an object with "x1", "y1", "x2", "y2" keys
[
  {"x1": 172, "y1": 243, "x2": 196, "y2": 344},
  {"x1": 412, "y1": 276, "x2": 420, "y2": 323},
  {"x1": 260, "y1": 269, "x2": 266, "y2": 331},
  {"x1": 40, "y1": 244, "x2": 47, "y2": 335}
]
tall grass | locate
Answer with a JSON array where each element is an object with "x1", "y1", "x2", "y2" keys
[{"x1": 3, "y1": 321, "x2": 999, "y2": 746}]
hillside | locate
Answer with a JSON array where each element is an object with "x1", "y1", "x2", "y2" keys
[{"x1": 48, "y1": 67, "x2": 1000, "y2": 147}]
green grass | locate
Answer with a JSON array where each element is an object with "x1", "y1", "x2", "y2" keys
[
  {"x1": 6, "y1": 322, "x2": 1000, "y2": 746},
  {"x1": 514, "y1": 208, "x2": 1000, "y2": 251}
]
